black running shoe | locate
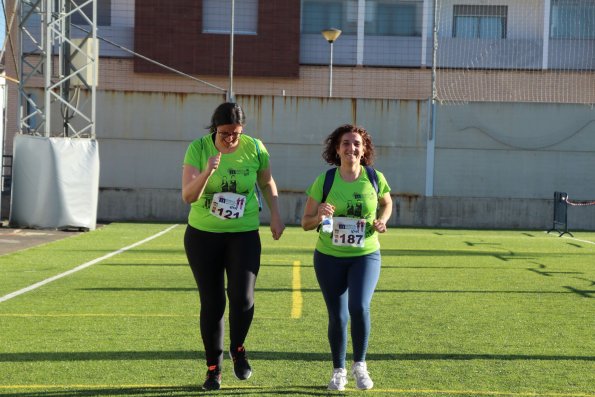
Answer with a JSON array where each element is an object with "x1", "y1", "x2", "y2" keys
[
  {"x1": 229, "y1": 346, "x2": 252, "y2": 380},
  {"x1": 202, "y1": 365, "x2": 221, "y2": 391}
]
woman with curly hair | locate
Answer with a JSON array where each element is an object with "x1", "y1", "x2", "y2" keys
[{"x1": 301, "y1": 124, "x2": 392, "y2": 391}]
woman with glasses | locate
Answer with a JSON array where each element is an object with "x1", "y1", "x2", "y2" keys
[
  {"x1": 182, "y1": 102, "x2": 285, "y2": 391},
  {"x1": 301, "y1": 124, "x2": 392, "y2": 391}
]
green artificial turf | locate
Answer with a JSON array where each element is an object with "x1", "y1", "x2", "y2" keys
[{"x1": 0, "y1": 223, "x2": 593, "y2": 396}]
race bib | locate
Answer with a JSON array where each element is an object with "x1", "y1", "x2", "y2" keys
[
  {"x1": 332, "y1": 217, "x2": 366, "y2": 247},
  {"x1": 210, "y1": 192, "x2": 246, "y2": 220}
]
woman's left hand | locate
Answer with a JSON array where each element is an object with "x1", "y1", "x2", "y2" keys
[
  {"x1": 270, "y1": 218, "x2": 285, "y2": 240},
  {"x1": 373, "y1": 219, "x2": 388, "y2": 233}
]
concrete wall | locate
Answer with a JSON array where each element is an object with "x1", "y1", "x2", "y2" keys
[
  {"x1": 94, "y1": 92, "x2": 595, "y2": 230},
  {"x1": 435, "y1": 102, "x2": 595, "y2": 199}
]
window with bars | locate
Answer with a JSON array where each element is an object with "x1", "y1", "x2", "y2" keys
[
  {"x1": 203, "y1": 0, "x2": 258, "y2": 35},
  {"x1": 452, "y1": 5, "x2": 507, "y2": 39},
  {"x1": 365, "y1": 1, "x2": 422, "y2": 37},
  {"x1": 301, "y1": 0, "x2": 356, "y2": 35},
  {"x1": 550, "y1": 0, "x2": 595, "y2": 39}
]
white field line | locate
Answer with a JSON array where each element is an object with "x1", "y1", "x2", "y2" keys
[
  {"x1": 0, "y1": 224, "x2": 179, "y2": 304},
  {"x1": 562, "y1": 235, "x2": 595, "y2": 246},
  {"x1": 547, "y1": 232, "x2": 595, "y2": 246}
]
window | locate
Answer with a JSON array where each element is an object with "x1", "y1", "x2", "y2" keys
[
  {"x1": 302, "y1": 0, "x2": 355, "y2": 35},
  {"x1": 551, "y1": 0, "x2": 595, "y2": 39},
  {"x1": 453, "y1": 5, "x2": 507, "y2": 39},
  {"x1": 71, "y1": 0, "x2": 111, "y2": 26},
  {"x1": 203, "y1": 0, "x2": 258, "y2": 35},
  {"x1": 366, "y1": 1, "x2": 422, "y2": 37}
]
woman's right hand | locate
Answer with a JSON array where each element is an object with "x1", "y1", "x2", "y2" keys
[
  {"x1": 207, "y1": 152, "x2": 222, "y2": 175},
  {"x1": 317, "y1": 203, "x2": 335, "y2": 223}
]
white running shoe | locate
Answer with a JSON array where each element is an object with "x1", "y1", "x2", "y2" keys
[
  {"x1": 327, "y1": 368, "x2": 348, "y2": 391},
  {"x1": 351, "y1": 361, "x2": 374, "y2": 390}
]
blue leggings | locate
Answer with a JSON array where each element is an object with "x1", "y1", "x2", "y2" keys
[{"x1": 313, "y1": 250, "x2": 381, "y2": 369}]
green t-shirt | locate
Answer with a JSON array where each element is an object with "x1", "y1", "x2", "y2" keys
[
  {"x1": 183, "y1": 134, "x2": 269, "y2": 232},
  {"x1": 305, "y1": 168, "x2": 391, "y2": 257}
]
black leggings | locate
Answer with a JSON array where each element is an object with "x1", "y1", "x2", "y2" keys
[{"x1": 184, "y1": 225, "x2": 261, "y2": 367}]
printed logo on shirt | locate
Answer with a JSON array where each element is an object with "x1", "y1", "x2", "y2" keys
[{"x1": 221, "y1": 168, "x2": 251, "y2": 193}]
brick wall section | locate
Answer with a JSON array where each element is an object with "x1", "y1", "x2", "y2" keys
[
  {"x1": 100, "y1": 59, "x2": 432, "y2": 99},
  {"x1": 134, "y1": 0, "x2": 300, "y2": 78},
  {"x1": 10, "y1": 56, "x2": 595, "y2": 104}
]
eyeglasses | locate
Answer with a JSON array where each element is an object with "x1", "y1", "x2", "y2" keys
[{"x1": 217, "y1": 130, "x2": 242, "y2": 141}]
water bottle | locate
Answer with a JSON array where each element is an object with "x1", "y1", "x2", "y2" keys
[{"x1": 321, "y1": 215, "x2": 333, "y2": 233}]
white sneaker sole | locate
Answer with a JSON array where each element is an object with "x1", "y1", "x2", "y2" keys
[{"x1": 356, "y1": 383, "x2": 374, "y2": 390}]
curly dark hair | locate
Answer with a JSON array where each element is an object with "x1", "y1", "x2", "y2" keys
[
  {"x1": 207, "y1": 102, "x2": 246, "y2": 134},
  {"x1": 322, "y1": 124, "x2": 375, "y2": 166}
]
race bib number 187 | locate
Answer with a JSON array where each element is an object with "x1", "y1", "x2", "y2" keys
[
  {"x1": 210, "y1": 192, "x2": 246, "y2": 220},
  {"x1": 332, "y1": 217, "x2": 366, "y2": 247}
]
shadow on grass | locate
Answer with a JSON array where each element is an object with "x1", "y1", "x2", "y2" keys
[
  {"x1": 76, "y1": 287, "x2": 594, "y2": 297},
  {"x1": 96, "y1": 263, "x2": 555, "y2": 270},
  {"x1": 1, "y1": 351, "x2": 594, "y2": 363},
  {"x1": 98, "y1": 263, "x2": 189, "y2": 267},
  {"x1": 381, "y1": 248, "x2": 595, "y2": 261},
  {"x1": 0, "y1": 385, "x2": 332, "y2": 397},
  {"x1": 96, "y1": 263, "x2": 314, "y2": 268}
]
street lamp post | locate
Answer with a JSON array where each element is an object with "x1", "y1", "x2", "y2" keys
[
  {"x1": 227, "y1": 0, "x2": 236, "y2": 102},
  {"x1": 321, "y1": 28, "x2": 342, "y2": 97}
]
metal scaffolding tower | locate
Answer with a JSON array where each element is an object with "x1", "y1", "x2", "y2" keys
[{"x1": 18, "y1": 0, "x2": 97, "y2": 137}]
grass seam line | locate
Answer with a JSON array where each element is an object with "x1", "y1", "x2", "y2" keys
[
  {"x1": 291, "y1": 260, "x2": 303, "y2": 319},
  {"x1": 0, "y1": 224, "x2": 179, "y2": 304}
]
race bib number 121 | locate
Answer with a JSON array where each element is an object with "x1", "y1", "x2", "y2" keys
[{"x1": 210, "y1": 192, "x2": 246, "y2": 220}]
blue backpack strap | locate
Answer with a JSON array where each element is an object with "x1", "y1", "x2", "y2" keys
[
  {"x1": 320, "y1": 167, "x2": 337, "y2": 204},
  {"x1": 321, "y1": 166, "x2": 377, "y2": 203},
  {"x1": 316, "y1": 168, "x2": 336, "y2": 232},
  {"x1": 365, "y1": 166, "x2": 380, "y2": 218},
  {"x1": 364, "y1": 166, "x2": 379, "y2": 196},
  {"x1": 253, "y1": 137, "x2": 261, "y2": 164},
  {"x1": 252, "y1": 137, "x2": 263, "y2": 211}
]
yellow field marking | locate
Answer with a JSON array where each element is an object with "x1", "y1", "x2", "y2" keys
[
  {"x1": 290, "y1": 260, "x2": 303, "y2": 319},
  {"x1": 261, "y1": 258, "x2": 311, "y2": 264},
  {"x1": 0, "y1": 313, "x2": 188, "y2": 318},
  {"x1": 107, "y1": 258, "x2": 188, "y2": 262},
  {"x1": 0, "y1": 384, "x2": 268, "y2": 391},
  {"x1": 0, "y1": 385, "x2": 592, "y2": 397},
  {"x1": 0, "y1": 313, "x2": 293, "y2": 320},
  {"x1": 0, "y1": 384, "x2": 179, "y2": 390}
]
